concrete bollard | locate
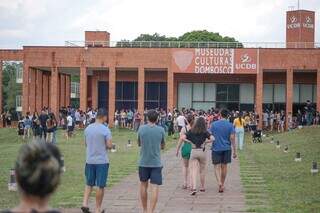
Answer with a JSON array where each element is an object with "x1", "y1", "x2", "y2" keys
[
  {"x1": 311, "y1": 162, "x2": 318, "y2": 174},
  {"x1": 294, "y1": 152, "x2": 302, "y2": 162},
  {"x1": 8, "y1": 169, "x2": 17, "y2": 191}
]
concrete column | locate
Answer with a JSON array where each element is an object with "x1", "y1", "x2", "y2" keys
[
  {"x1": 80, "y1": 65, "x2": 87, "y2": 111},
  {"x1": 286, "y1": 68, "x2": 293, "y2": 129},
  {"x1": 255, "y1": 68, "x2": 263, "y2": 129},
  {"x1": 167, "y1": 69, "x2": 174, "y2": 111},
  {"x1": 42, "y1": 73, "x2": 49, "y2": 108},
  {"x1": 65, "y1": 75, "x2": 71, "y2": 107},
  {"x1": 138, "y1": 67, "x2": 145, "y2": 115},
  {"x1": 173, "y1": 79, "x2": 177, "y2": 108},
  {"x1": 22, "y1": 62, "x2": 29, "y2": 114},
  {"x1": 29, "y1": 68, "x2": 36, "y2": 113},
  {"x1": 35, "y1": 69, "x2": 43, "y2": 112},
  {"x1": 60, "y1": 74, "x2": 66, "y2": 107},
  {"x1": 317, "y1": 69, "x2": 320, "y2": 112},
  {"x1": 0, "y1": 61, "x2": 2, "y2": 114},
  {"x1": 92, "y1": 73, "x2": 98, "y2": 109},
  {"x1": 50, "y1": 66, "x2": 59, "y2": 116},
  {"x1": 108, "y1": 67, "x2": 116, "y2": 127}
]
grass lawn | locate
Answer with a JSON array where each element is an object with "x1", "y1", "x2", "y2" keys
[
  {"x1": 239, "y1": 127, "x2": 320, "y2": 213},
  {"x1": 0, "y1": 127, "x2": 176, "y2": 209}
]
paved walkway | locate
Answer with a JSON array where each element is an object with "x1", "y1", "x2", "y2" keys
[{"x1": 66, "y1": 148, "x2": 247, "y2": 213}]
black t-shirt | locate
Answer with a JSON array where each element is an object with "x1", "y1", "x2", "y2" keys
[
  {"x1": 39, "y1": 114, "x2": 49, "y2": 127},
  {"x1": 186, "y1": 131, "x2": 211, "y2": 148}
]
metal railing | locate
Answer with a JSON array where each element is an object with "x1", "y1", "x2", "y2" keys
[{"x1": 65, "y1": 40, "x2": 320, "y2": 49}]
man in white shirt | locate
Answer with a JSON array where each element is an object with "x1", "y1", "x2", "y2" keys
[
  {"x1": 176, "y1": 113, "x2": 186, "y2": 132},
  {"x1": 67, "y1": 112, "x2": 74, "y2": 139},
  {"x1": 75, "y1": 110, "x2": 81, "y2": 127}
]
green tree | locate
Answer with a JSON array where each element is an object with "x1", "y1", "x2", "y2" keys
[
  {"x1": 123, "y1": 30, "x2": 242, "y2": 48},
  {"x1": 2, "y1": 62, "x2": 22, "y2": 112}
]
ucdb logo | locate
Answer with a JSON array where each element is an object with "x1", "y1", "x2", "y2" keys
[
  {"x1": 290, "y1": 16, "x2": 297, "y2": 23},
  {"x1": 303, "y1": 16, "x2": 314, "y2": 29},
  {"x1": 240, "y1": 54, "x2": 251, "y2": 63},
  {"x1": 235, "y1": 53, "x2": 256, "y2": 71},
  {"x1": 287, "y1": 15, "x2": 300, "y2": 29}
]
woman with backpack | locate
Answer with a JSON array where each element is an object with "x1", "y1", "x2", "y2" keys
[{"x1": 176, "y1": 114, "x2": 194, "y2": 190}]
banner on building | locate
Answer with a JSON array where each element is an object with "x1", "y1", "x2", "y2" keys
[{"x1": 172, "y1": 48, "x2": 258, "y2": 74}]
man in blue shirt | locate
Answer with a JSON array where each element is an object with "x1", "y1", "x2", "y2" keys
[
  {"x1": 138, "y1": 109, "x2": 165, "y2": 213},
  {"x1": 210, "y1": 109, "x2": 237, "y2": 193},
  {"x1": 82, "y1": 108, "x2": 112, "y2": 213}
]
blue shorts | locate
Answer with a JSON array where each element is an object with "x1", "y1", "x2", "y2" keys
[
  {"x1": 212, "y1": 150, "x2": 232, "y2": 165},
  {"x1": 139, "y1": 167, "x2": 162, "y2": 185},
  {"x1": 85, "y1": 163, "x2": 109, "y2": 188}
]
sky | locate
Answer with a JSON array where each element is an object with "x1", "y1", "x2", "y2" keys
[{"x1": 0, "y1": 0, "x2": 319, "y2": 49}]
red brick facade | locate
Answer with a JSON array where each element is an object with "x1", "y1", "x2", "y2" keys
[{"x1": 0, "y1": 10, "x2": 319, "y2": 128}]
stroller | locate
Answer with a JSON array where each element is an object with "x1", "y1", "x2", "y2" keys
[{"x1": 249, "y1": 124, "x2": 262, "y2": 143}]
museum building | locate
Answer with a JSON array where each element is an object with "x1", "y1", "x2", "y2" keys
[{"x1": 0, "y1": 9, "x2": 319, "y2": 127}]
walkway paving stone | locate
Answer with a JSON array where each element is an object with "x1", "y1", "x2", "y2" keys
[{"x1": 64, "y1": 148, "x2": 248, "y2": 213}]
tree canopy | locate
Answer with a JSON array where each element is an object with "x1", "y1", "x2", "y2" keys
[
  {"x1": 116, "y1": 30, "x2": 242, "y2": 47},
  {"x1": 133, "y1": 30, "x2": 239, "y2": 43},
  {"x1": 2, "y1": 62, "x2": 22, "y2": 112}
]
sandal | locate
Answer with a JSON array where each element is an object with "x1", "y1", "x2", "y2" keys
[
  {"x1": 81, "y1": 206, "x2": 91, "y2": 213},
  {"x1": 218, "y1": 185, "x2": 224, "y2": 193},
  {"x1": 190, "y1": 189, "x2": 197, "y2": 196},
  {"x1": 182, "y1": 184, "x2": 188, "y2": 190},
  {"x1": 200, "y1": 188, "x2": 206, "y2": 192}
]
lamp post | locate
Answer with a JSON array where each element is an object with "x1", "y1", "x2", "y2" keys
[
  {"x1": 311, "y1": 162, "x2": 318, "y2": 174},
  {"x1": 111, "y1": 144, "x2": 117, "y2": 153},
  {"x1": 8, "y1": 169, "x2": 17, "y2": 191},
  {"x1": 294, "y1": 152, "x2": 302, "y2": 162},
  {"x1": 270, "y1": 137, "x2": 274, "y2": 144},
  {"x1": 127, "y1": 139, "x2": 132, "y2": 147}
]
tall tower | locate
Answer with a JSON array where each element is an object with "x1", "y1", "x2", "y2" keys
[{"x1": 286, "y1": 10, "x2": 315, "y2": 48}]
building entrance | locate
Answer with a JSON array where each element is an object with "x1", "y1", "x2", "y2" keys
[{"x1": 98, "y1": 81, "x2": 109, "y2": 110}]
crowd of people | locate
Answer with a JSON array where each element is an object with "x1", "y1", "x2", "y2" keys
[{"x1": 2, "y1": 99, "x2": 320, "y2": 213}]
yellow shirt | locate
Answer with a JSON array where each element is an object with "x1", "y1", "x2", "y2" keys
[{"x1": 233, "y1": 118, "x2": 245, "y2": 128}]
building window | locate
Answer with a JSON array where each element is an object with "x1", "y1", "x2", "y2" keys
[
  {"x1": 177, "y1": 83, "x2": 256, "y2": 111},
  {"x1": 16, "y1": 95, "x2": 22, "y2": 112},
  {"x1": 16, "y1": 65, "x2": 23, "y2": 83},
  {"x1": 263, "y1": 84, "x2": 286, "y2": 112},
  {"x1": 71, "y1": 82, "x2": 80, "y2": 98},
  {"x1": 216, "y1": 84, "x2": 240, "y2": 110},
  {"x1": 115, "y1": 81, "x2": 138, "y2": 110},
  {"x1": 144, "y1": 82, "x2": 167, "y2": 110},
  {"x1": 292, "y1": 84, "x2": 316, "y2": 114}
]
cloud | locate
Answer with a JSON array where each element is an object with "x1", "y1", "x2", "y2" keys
[{"x1": 0, "y1": 0, "x2": 319, "y2": 48}]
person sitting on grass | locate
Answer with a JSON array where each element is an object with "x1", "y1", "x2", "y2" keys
[
  {"x1": 1, "y1": 142, "x2": 63, "y2": 213},
  {"x1": 138, "y1": 109, "x2": 165, "y2": 213}
]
